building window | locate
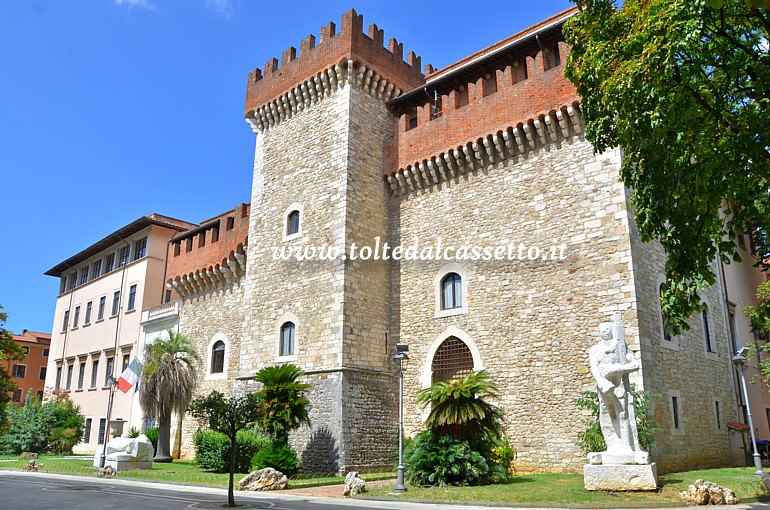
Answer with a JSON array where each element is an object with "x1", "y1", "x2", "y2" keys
[
  {"x1": 482, "y1": 72, "x2": 497, "y2": 97},
  {"x1": 659, "y1": 284, "x2": 673, "y2": 342},
  {"x1": 59, "y1": 277, "x2": 67, "y2": 294},
  {"x1": 22, "y1": 346, "x2": 30, "y2": 355},
  {"x1": 79, "y1": 266, "x2": 89, "y2": 286},
  {"x1": 441, "y1": 273, "x2": 462, "y2": 310},
  {"x1": 127, "y1": 284, "x2": 137, "y2": 312},
  {"x1": 715, "y1": 401, "x2": 722, "y2": 430},
  {"x1": 111, "y1": 290, "x2": 121, "y2": 316},
  {"x1": 43, "y1": 348, "x2": 49, "y2": 357},
  {"x1": 702, "y1": 304, "x2": 714, "y2": 353},
  {"x1": 12, "y1": 364, "x2": 26, "y2": 378},
  {"x1": 85, "y1": 301, "x2": 92, "y2": 325},
  {"x1": 122, "y1": 354, "x2": 130, "y2": 372},
  {"x1": 105, "y1": 357, "x2": 114, "y2": 387},
  {"x1": 105, "y1": 253, "x2": 115, "y2": 273},
  {"x1": 11, "y1": 389, "x2": 22, "y2": 403},
  {"x1": 672, "y1": 396, "x2": 681, "y2": 430},
  {"x1": 286, "y1": 211, "x2": 300, "y2": 237},
  {"x1": 36, "y1": 390, "x2": 43, "y2": 398},
  {"x1": 92, "y1": 259, "x2": 102, "y2": 279},
  {"x1": 91, "y1": 360, "x2": 99, "y2": 389},
  {"x1": 77, "y1": 362, "x2": 86, "y2": 390},
  {"x1": 456, "y1": 87, "x2": 469, "y2": 108},
  {"x1": 68, "y1": 272, "x2": 78, "y2": 291},
  {"x1": 432, "y1": 336, "x2": 474, "y2": 384},
  {"x1": 406, "y1": 108, "x2": 417, "y2": 130},
  {"x1": 728, "y1": 304, "x2": 740, "y2": 353},
  {"x1": 98, "y1": 296, "x2": 106, "y2": 321},
  {"x1": 226, "y1": 217, "x2": 235, "y2": 230},
  {"x1": 280, "y1": 322, "x2": 295, "y2": 357},
  {"x1": 83, "y1": 418, "x2": 92, "y2": 443},
  {"x1": 118, "y1": 246, "x2": 130, "y2": 267},
  {"x1": 186, "y1": 238, "x2": 193, "y2": 252},
  {"x1": 73, "y1": 305, "x2": 80, "y2": 329},
  {"x1": 66, "y1": 364, "x2": 74, "y2": 390},
  {"x1": 55, "y1": 366, "x2": 62, "y2": 389},
  {"x1": 134, "y1": 237, "x2": 147, "y2": 260},
  {"x1": 173, "y1": 242, "x2": 181, "y2": 257},
  {"x1": 39, "y1": 366, "x2": 46, "y2": 380},
  {"x1": 165, "y1": 290, "x2": 172, "y2": 303},
  {"x1": 62, "y1": 310, "x2": 70, "y2": 332},
  {"x1": 211, "y1": 226, "x2": 219, "y2": 243},
  {"x1": 97, "y1": 418, "x2": 107, "y2": 444},
  {"x1": 211, "y1": 341, "x2": 225, "y2": 374}
]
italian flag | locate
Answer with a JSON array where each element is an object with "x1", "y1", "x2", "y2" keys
[{"x1": 117, "y1": 359, "x2": 143, "y2": 393}]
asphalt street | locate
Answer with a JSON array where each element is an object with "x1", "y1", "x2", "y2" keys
[{"x1": 1, "y1": 471, "x2": 769, "y2": 510}]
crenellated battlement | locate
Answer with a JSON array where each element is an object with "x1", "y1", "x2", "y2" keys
[{"x1": 244, "y1": 8, "x2": 426, "y2": 117}]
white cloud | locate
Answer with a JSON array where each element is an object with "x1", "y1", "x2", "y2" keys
[
  {"x1": 114, "y1": 0, "x2": 156, "y2": 9},
  {"x1": 205, "y1": 0, "x2": 233, "y2": 18}
]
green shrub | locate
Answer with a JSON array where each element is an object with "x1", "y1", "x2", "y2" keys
[
  {"x1": 127, "y1": 427, "x2": 141, "y2": 438},
  {"x1": 194, "y1": 429, "x2": 267, "y2": 473},
  {"x1": 251, "y1": 439, "x2": 299, "y2": 476},
  {"x1": 0, "y1": 395, "x2": 54, "y2": 454},
  {"x1": 405, "y1": 430, "x2": 491, "y2": 487},
  {"x1": 144, "y1": 427, "x2": 159, "y2": 455},
  {"x1": 488, "y1": 436, "x2": 517, "y2": 482}
]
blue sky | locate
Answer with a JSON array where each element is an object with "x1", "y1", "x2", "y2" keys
[{"x1": 0, "y1": 0, "x2": 573, "y2": 334}]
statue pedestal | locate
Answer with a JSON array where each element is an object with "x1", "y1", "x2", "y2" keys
[{"x1": 584, "y1": 462, "x2": 658, "y2": 491}]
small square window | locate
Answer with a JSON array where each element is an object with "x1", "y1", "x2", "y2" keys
[
  {"x1": 22, "y1": 346, "x2": 30, "y2": 355},
  {"x1": 42, "y1": 348, "x2": 49, "y2": 357},
  {"x1": 11, "y1": 389, "x2": 21, "y2": 403},
  {"x1": 12, "y1": 364, "x2": 27, "y2": 378},
  {"x1": 105, "y1": 253, "x2": 115, "y2": 272},
  {"x1": 118, "y1": 246, "x2": 130, "y2": 267},
  {"x1": 39, "y1": 366, "x2": 47, "y2": 380},
  {"x1": 92, "y1": 259, "x2": 102, "y2": 279},
  {"x1": 134, "y1": 237, "x2": 147, "y2": 260}
]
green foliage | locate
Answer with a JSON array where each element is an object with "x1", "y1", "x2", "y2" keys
[
  {"x1": 404, "y1": 430, "x2": 491, "y2": 487},
  {"x1": 46, "y1": 391, "x2": 85, "y2": 455},
  {"x1": 564, "y1": 0, "x2": 770, "y2": 333},
  {"x1": 0, "y1": 395, "x2": 54, "y2": 454},
  {"x1": 0, "y1": 305, "x2": 26, "y2": 427},
  {"x1": 574, "y1": 385, "x2": 664, "y2": 454},
  {"x1": 251, "y1": 439, "x2": 300, "y2": 476},
  {"x1": 127, "y1": 427, "x2": 141, "y2": 438},
  {"x1": 745, "y1": 281, "x2": 770, "y2": 388},
  {"x1": 193, "y1": 429, "x2": 267, "y2": 473},
  {"x1": 144, "y1": 427, "x2": 158, "y2": 455},
  {"x1": 488, "y1": 436, "x2": 517, "y2": 481},
  {"x1": 415, "y1": 370, "x2": 504, "y2": 440},
  {"x1": 253, "y1": 364, "x2": 311, "y2": 442}
]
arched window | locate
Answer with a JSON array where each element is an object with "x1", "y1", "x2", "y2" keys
[
  {"x1": 280, "y1": 322, "x2": 295, "y2": 356},
  {"x1": 441, "y1": 273, "x2": 462, "y2": 310},
  {"x1": 432, "y1": 336, "x2": 474, "y2": 384},
  {"x1": 211, "y1": 340, "x2": 225, "y2": 374},
  {"x1": 286, "y1": 210, "x2": 300, "y2": 236},
  {"x1": 702, "y1": 304, "x2": 714, "y2": 353},
  {"x1": 660, "y1": 283, "x2": 672, "y2": 342}
]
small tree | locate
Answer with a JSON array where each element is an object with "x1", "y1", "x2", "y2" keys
[
  {"x1": 47, "y1": 390, "x2": 85, "y2": 455},
  {"x1": 189, "y1": 391, "x2": 262, "y2": 507},
  {"x1": 0, "y1": 394, "x2": 54, "y2": 454},
  {"x1": 574, "y1": 384, "x2": 664, "y2": 454},
  {"x1": 254, "y1": 364, "x2": 311, "y2": 443},
  {"x1": 745, "y1": 281, "x2": 770, "y2": 388},
  {"x1": 0, "y1": 305, "x2": 26, "y2": 428},
  {"x1": 139, "y1": 330, "x2": 199, "y2": 462}
]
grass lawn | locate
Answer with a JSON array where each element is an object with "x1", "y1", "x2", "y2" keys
[{"x1": 363, "y1": 467, "x2": 770, "y2": 507}]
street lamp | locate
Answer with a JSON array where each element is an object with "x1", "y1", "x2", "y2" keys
[
  {"x1": 732, "y1": 347, "x2": 764, "y2": 476},
  {"x1": 99, "y1": 375, "x2": 119, "y2": 469},
  {"x1": 394, "y1": 342, "x2": 409, "y2": 494}
]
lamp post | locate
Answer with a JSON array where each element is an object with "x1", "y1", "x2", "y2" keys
[
  {"x1": 732, "y1": 347, "x2": 764, "y2": 476},
  {"x1": 394, "y1": 342, "x2": 409, "y2": 494},
  {"x1": 99, "y1": 375, "x2": 119, "y2": 469}
]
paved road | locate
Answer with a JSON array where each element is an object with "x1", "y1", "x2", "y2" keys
[{"x1": 1, "y1": 471, "x2": 769, "y2": 510}]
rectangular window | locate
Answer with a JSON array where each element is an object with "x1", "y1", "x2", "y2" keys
[
  {"x1": 22, "y1": 346, "x2": 30, "y2": 355},
  {"x1": 105, "y1": 357, "x2": 114, "y2": 387},
  {"x1": 715, "y1": 401, "x2": 722, "y2": 430},
  {"x1": 111, "y1": 290, "x2": 121, "y2": 316},
  {"x1": 59, "y1": 277, "x2": 67, "y2": 294},
  {"x1": 39, "y1": 366, "x2": 47, "y2": 380},
  {"x1": 66, "y1": 364, "x2": 74, "y2": 390},
  {"x1": 482, "y1": 73, "x2": 497, "y2": 97},
  {"x1": 118, "y1": 246, "x2": 130, "y2": 267},
  {"x1": 456, "y1": 87, "x2": 469, "y2": 108},
  {"x1": 73, "y1": 305, "x2": 80, "y2": 328},
  {"x1": 84, "y1": 301, "x2": 92, "y2": 324},
  {"x1": 43, "y1": 348, "x2": 49, "y2": 357},
  {"x1": 55, "y1": 366, "x2": 62, "y2": 389},
  {"x1": 68, "y1": 272, "x2": 78, "y2": 290},
  {"x1": 406, "y1": 108, "x2": 417, "y2": 130},
  {"x1": 702, "y1": 308, "x2": 713, "y2": 353},
  {"x1": 127, "y1": 284, "x2": 137, "y2": 311},
  {"x1": 672, "y1": 396, "x2": 681, "y2": 429},
  {"x1": 11, "y1": 389, "x2": 21, "y2": 403},
  {"x1": 122, "y1": 354, "x2": 130, "y2": 372},
  {"x1": 97, "y1": 418, "x2": 107, "y2": 444},
  {"x1": 36, "y1": 390, "x2": 43, "y2": 398},
  {"x1": 77, "y1": 362, "x2": 85, "y2": 390},
  {"x1": 62, "y1": 310, "x2": 70, "y2": 332},
  {"x1": 133, "y1": 237, "x2": 147, "y2": 260},
  {"x1": 165, "y1": 290, "x2": 172, "y2": 303},
  {"x1": 79, "y1": 266, "x2": 89, "y2": 285},
  {"x1": 12, "y1": 364, "x2": 27, "y2": 378},
  {"x1": 92, "y1": 259, "x2": 102, "y2": 279},
  {"x1": 98, "y1": 296, "x2": 106, "y2": 320},
  {"x1": 90, "y1": 360, "x2": 99, "y2": 388},
  {"x1": 728, "y1": 305, "x2": 740, "y2": 353},
  {"x1": 83, "y1": 418, "x2": 92, "y2": 443},
  {"x1": 105, "y1": 253, "x2": 115, "y2": 272}
]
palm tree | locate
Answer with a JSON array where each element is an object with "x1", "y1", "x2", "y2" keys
[
  {"x1": 416, "y1": 369, "x2": 504, "y2": 440},
  {"x1": 139, "y1": 330, "x2": 199, "y2": 462},
  {"x1": 254, "y1": 364, "x2": 311, "y2": 443}
]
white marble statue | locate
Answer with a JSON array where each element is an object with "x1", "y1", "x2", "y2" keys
[
  {"x1": 103, "y1": 434, "x2": 154, "y2": 470},
  {"x1": 588, "y1": 312, "x2": 647, "y2": 465}
]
